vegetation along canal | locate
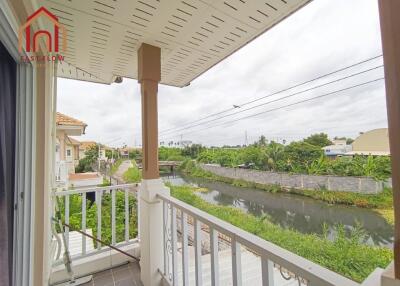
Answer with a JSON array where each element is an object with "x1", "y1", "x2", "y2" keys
[{"x1": 163, "y1": 172, "x2": 393, "y2": 248}]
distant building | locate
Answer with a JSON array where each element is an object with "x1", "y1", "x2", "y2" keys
[
  {"x1": 120, "y1": 147, "x2": 131, "y2": 158},
  {"x1": 346, "y1": 128, "x2": 390, "y2": 156},
  {"x1": 322, "y1": 139, "x2": 352, "y2": 158}
]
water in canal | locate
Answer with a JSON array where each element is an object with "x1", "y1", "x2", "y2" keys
[{"x1": 163, "y1": 173, "x2": 394, "y2": 248}]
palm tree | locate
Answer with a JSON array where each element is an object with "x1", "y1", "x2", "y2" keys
[{"x1": 262, "y1": 142, "x2": 284, "y2": 171}]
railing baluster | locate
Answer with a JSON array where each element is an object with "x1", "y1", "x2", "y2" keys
[
  {"x1": 261, "y1": 257, "x2": 274, "y2": 286},
  {"x1": 163, "y1": 201, "x2": 168, "y2": 276},
  {"x1": 210, "y1": 227, "x2": 219, "y2": 286},
  {"x1": 65, "y1": 195, "x2": 70, "y2": 249},
  {"x1": 231, "y1": 237, "x2": 242, "y2": 286},
  {"x1": 82, "y1": 192, "x2": 87, "y2": 255},
  {"x1": 125, "y1": 189, "x2": 129, "y2": 242},
  {"x1": 194, "y1": 218, "x2": 203, "y2": 286},
  {"x1": 163, "y1": 201, "x2": 171, "y2": 277},
  {"x1": 171, "y1": 206, "x2": 178, "y2": 286},
  {"x1": 182, "y1": 213, "x2": 189, "y2": 286},
  {"x1": 96, "y1": 190, "x2": 102, "y2": 249},
  {"x1": 111, "y1": 189, "x2": 116, "y2": 245},
  {"x1": 137, "y1": 190, "x2": 140, "y2": 240}
]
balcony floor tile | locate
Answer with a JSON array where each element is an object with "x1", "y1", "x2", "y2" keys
[{"x1": 88, "y1": 262, "x2": 142, "y2": 286}]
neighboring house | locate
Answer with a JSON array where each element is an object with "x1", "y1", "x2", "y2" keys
[
  {"x1": 67, "y1": 136, "x2": 81, "y2": 166},
  {"x1": 322, "y1": 139, "x2": 352, "y2": 158},
  {"x1": 120, "y1": 147, "x2": 132, "y2": 158},
  {"x1": 346, "y1": 128, "x2": 390, "y2": 156},
  {"x1": 55, "y1": 113, "x2": 103, "y2": 188},
  {"x1": 55, "y1": 112, "x2": 87, "y2": 182}
]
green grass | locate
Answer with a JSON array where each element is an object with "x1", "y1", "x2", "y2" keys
[
  {"x1": 375, "y1": 209, "x2": 394, "y2": 226},
  {"x1": 170, "y1": 184, "x2": 392, "y2": 282},
  {"x1": 110, "y1": 159, "x2": 123, "y2": 176},
  {"x1": 123, "y1": 165, "x2": 142, "y2": 183}
]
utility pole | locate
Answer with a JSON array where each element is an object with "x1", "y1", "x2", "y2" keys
[
  {"x1": 98, "y1": 143, "x2": 101, "y2": 172},
  {"x1": 244, "y1": 130, "x2": 248, "y2": 147}
]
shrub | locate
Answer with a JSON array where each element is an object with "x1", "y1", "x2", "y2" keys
[{"x1": 123, "y1": 165, "x2": 142, "y2": 183}]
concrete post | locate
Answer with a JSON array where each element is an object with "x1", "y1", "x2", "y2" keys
[
  {"x1": 33, "y1": 59, "x2": 56, "y2": 286},
  {"x1": 138, "y1": 43, "x2": 170, "y2": 286},
  {"x1": 379, "y1": 0, "x2": 400, "y2": 282}
]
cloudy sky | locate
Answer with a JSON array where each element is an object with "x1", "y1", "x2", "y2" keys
[{"x1": 57, "y1": 0, "x2": 386, "y2": 148}]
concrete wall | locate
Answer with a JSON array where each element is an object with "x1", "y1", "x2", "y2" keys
[{"x1": 200, "y1": 164, "x2": 391, "y2": 194}]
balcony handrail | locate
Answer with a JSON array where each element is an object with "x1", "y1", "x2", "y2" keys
[
  {"x1": 52, "y1": 183, "x2": 140, "y2": 265},
  {"x1": 54, "y1": 183, "x2": 139, "y2": 196},
  {"x1": 157, "y1": 193, "x2": 360, "y2": 286}
]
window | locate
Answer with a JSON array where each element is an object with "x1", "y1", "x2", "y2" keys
[{"x1": 66, "y1": 149, "x2": 71, "y2": 157}]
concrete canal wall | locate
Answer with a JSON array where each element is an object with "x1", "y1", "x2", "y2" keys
[{"x1": 199, "y1": 164, "x2": 391, "y2": 194}]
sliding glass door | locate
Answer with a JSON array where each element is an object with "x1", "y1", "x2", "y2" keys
[{"x1": 0, "y1": 38, "x2": 17, "y2": 286}]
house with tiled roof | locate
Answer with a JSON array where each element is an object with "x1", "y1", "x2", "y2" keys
[
  {"x1": 56, "y1": 112, "x2": 87, "y2": 133},
  {"x1": 55, "y1": 113, "x2": 87, "y2": 185}
]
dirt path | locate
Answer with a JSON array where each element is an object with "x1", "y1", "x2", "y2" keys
[{"x1": 112, "y1": 160, "x2": 133, "y2": 184}]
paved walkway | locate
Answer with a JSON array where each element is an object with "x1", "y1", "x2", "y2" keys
[{"x1": 112, "y1": 160, "x2": 133, "y2": 184}]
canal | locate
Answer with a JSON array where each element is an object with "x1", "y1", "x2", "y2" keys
[{"x1": 163, "y1": 173, "x2": 394, "y2": 248}]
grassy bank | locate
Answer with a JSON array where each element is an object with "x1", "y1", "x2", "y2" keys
[
  {"x1": 180, "y1": 160, "x2": 393, "y2": 209},
  {"x1": 170, "y1": 184, "x2": 392, "y2": 282},
  {"x1": 123, "y1": 164, "x2": 142, "y2": 183},
  {"x1": 110, "y1": 159, "x2": 123, "y2": 175}
]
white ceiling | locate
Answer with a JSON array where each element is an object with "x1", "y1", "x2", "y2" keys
[{"x1": 37, "y1": 0, "x2": 312, "y2": 87}]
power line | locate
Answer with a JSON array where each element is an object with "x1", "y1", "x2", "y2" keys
[
  {"x1": 160, "y1": 54, "x2": 382, "y2": 134},
  {"x1": 160, "y1": 77, "x2": 384, "y2": 140},
  {"x1": 201, "y1": 119, "x2": 387, "y2": 147},
  {"x1": 161, "y1": 65, "x2": 383, "y2": 136}
]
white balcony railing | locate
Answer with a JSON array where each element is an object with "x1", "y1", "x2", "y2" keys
[
  {"x1": 55, "y1": 160, "x2": 68, "y2": 183},
  {"x1": 52, "y1": 184, "x2": 139, "y2": 265},
  {"x1": 158, "y1": 193, "x2": 360, "y2": 286}
]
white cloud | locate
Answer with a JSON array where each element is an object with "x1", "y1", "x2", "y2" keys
[{"x1": 57, "y1": 0, "x2": 387, "y2": 147}]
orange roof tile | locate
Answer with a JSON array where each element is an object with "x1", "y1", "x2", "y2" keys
[
  {"x1": 80, "y1": 141, "x2": 97, "y2": 150},
  {"x1": 56, "y1": 112, "x2": 87, "y2": 127}
]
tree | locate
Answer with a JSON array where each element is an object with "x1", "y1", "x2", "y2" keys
[
  {"x1": 252, "y1": 135, "x2": 267, "y2": 147},
  {"x1": 182, "y1": 144, "x2": 205, "y2": 159},
  {"x1": 333, "y1": 136, "x2": 354, "y2": 145},
  {"x1": 75, "y1": 144, "x2": 99, "y2": 173},
  {"x1": 265, "y1": 142, "x2": 285, "y2": 171},
  {"x1": 283, "y1": 142, "x2": 323, "y2": 173},
  {"x1": 129, "y1": 149, "x2": 141, "y2": 160},
  {"x1": 303, "y1": 133, "x2": 332, "y2": 147}
]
